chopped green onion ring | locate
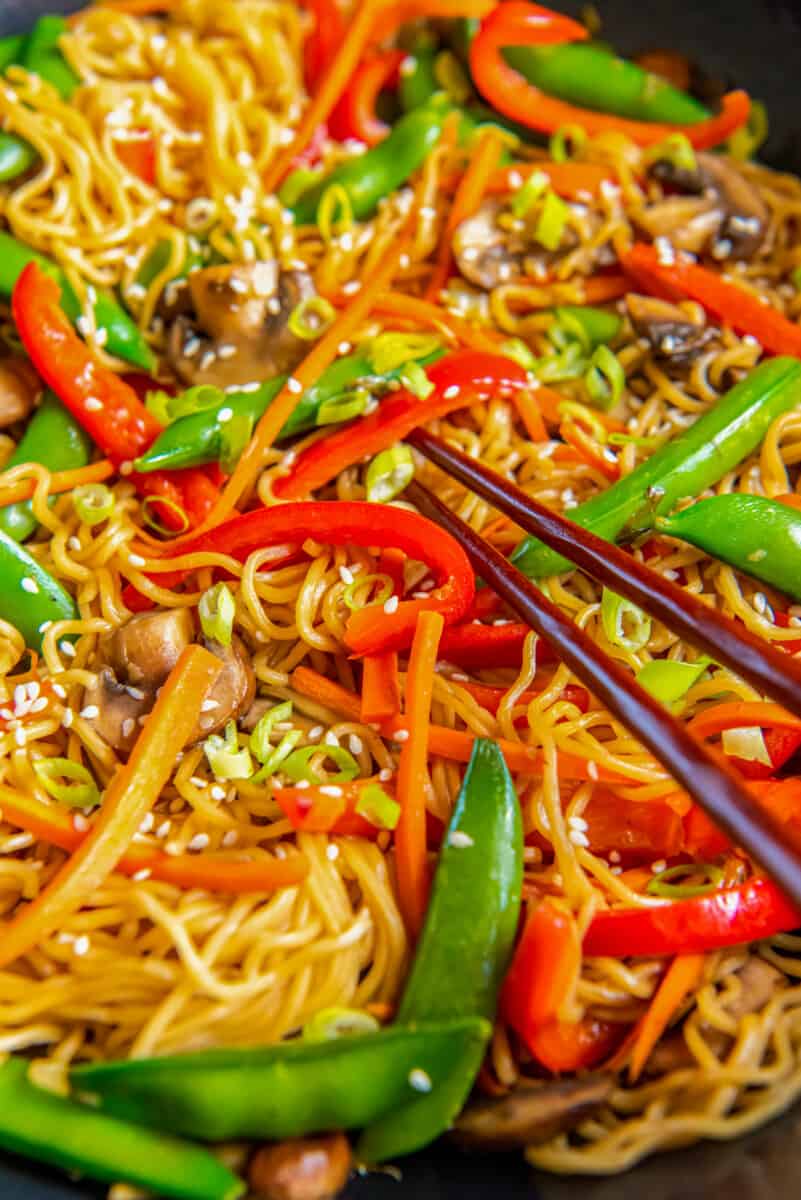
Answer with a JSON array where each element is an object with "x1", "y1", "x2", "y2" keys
[
  {"x1": 366, "y1": 445, "x2": 415, "y2": 504},
  {"x1": 316, "y1": 387, "x2": 371, "y2": 426},
  {"x1": 281, "y1": 744, "x2": 360, "y2": 785},
  {"x1": 204, "y1": 720, "x2": 253, "y2": 780},
  {"x1": 549, "y1": 123, "x2": 588, "y2": 164},
  {"x1": 199, "y1": 582, "x2": 235, "y2": 648},
  {"x1": 342, "y1": 572, "x2": 394, "y2": 611},
  {"x1": 279, "y1": 166, "x2": 324, "y2": 209},
  {"x1": 73, "y1": 483, "x2": 115, "y2": 527},
  {"x1": 584, "y1": 345, "x2": 625, "y2": 411},
  {"x1": 644, "y1": 132, "x2": 697, "y2": 173},
  {"x1": 250, "y1": 701, "x2": 294, "y2": 763},
  {"x1": 303, "y1": 1006, "x2": 381, "y2": 1042},
  {"x1": 367, "y1": 332, "x2": 442, "y2": 375},
  {"x1": 501, "y1": 338, "x2": 538, "y2": 372},
  {"x1": 33, "y1": 757, "x2": 100, "y2": 809},
  {"x1": 317, "y1": 183, "x2": 354, "y2": 241},
  {"x1": 511, "y1": 169, "x2": 549, "y2": 219},
  {"x1": 646, "y1": 862, "x2": 724, "y2": 899},
  {"x1": 549, "y1": 309, "x2": 592, "y2": 354},
  {"x1": 355, "y1": 783, "x2": 401, "y2": 830},
  {"x1": 601, "y1": 588, "x2": 651, "y2": 652},
  {"x1": 557, "y1": 399, "x2": 608, "y2": 443},
  {"x1": 288, "y1": 295, "x2": 336, "y2": 341},
  {"x1": 141, "y1": 494, "x2": 191, "y2": 537},
  {"x1": 399, "y1": 361, "x2": 434, "y2": 400},
  {"x1": 534, "y1": 190, "x2": 569, "y2": 251},
  {"x1": 433, "y1": 49, "x2": 471, "y2": 103},
  {"x1": 636, "y1": 656, "x2": 712, "y2": 708}
]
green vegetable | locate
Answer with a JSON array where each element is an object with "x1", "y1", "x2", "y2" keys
[
  {"x1": 303, "y1": 1007, "x2": 381, "y2": 1042},
  {"x1": 0, "y1": 131, "x2": 37, "y2": 182},
  {"x1": 511, "y1": 168, "x2": 549, "y2": 218},
  {"x1": 355, "y1": 782, "x2": 401, "y2": 830},
  {"x1": 0, "y1": 1057, "x2": 244, "y2": 1200},
  {"x1": 358, "y1": 739, "x2": 522, "y2": 1163},
  {"x1": 0, "y1": 231, "x2": 154, "y2": 371},
  {"x1": 399, "y1": 43, "x2": 439, "y2": 112},
  {"x1": 287, "y1": 295, "x2": 336, "y2": 340},
  {"x1": 366, "y1": 444, "x2": 415, "y2": 503},
  {"x1": 0, "y1": 391, "x2": 91, "y2": 543},
  {"x1": 534, "y1": 189, "x2": 569, "y2": 251},
  {"x1": 342, "y1": 572, "x2": 394, "y2": 611},
  {"x1": 0, "y1": 34, "x2": 26, "y2": 73},
  {"x1": 0, "y1": 526, "x2": 77, "y2": 650},
  {"x1": 657, "y1": 493, "x2": 801, "y2": 604},
  {"x1": 511, "y1": 357, "x2": 801, "y2": 578},
  {"x1": 399, "y1": 360, "x2": 435, "y2": 399},
  {"x1": 249, "y1": 700, "x2": 293, "y2": 763},
  {"x1": 643, "y1": 132, "x2": 697, "y2": 173},
  {"x1": 316, "y1": 387, "x2": 370, "y2": 425},
  {"x1": 548, "y1": 123, "x2": 587, "y2": 163},
  {"x1": 73, "y1": 483, "x2": 115, "y2": 527},
  {"x1": 290, "y1": 97, "x2": 451, "y2": 224},
  {"x1": 198, "y1": 582, "x2": 235, "y2": 647},
  {"x1": 550, "y1": 305, "x2": 622, "y2": 351},
  {"x1": 601, "y1": 588, "x2": 651, "y2": 651},
  {"x1": 70, "y1": 1018, "x2": 491, "y2": 1143},
  {"x1": 22, "y1": 15, "x2": 79, "y2": 99},
  {"x1": 585, "y1": 344, "x2": 625, "y2": 410},
  {"x1": 136, "y1": 236, "x2": 209, "y2": 291},
  {"x1": 280, "y1": 743, "x2": 359, "y2": 784},
  {"x1": 367, "y1": 331, "x2": 442, "y2": 374},
  {"x1": 32, "y1": 757, "x2": 100, "y2": 809},
  {"x1": 134, "y1": 345, "x2": 446, "y2": 473},
  {"x1": 203, "y1": 721, "x2": 253, "y2": 781},
  {"x1": 647, "y1": 862, "x2": 724, "y2": 899},
  {"x1": 636, "y1": 657, "x2": 711, "y2": 707}
]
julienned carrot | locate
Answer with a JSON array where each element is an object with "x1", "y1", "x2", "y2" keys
[
  {"x1": 274, "y1": 777, "x2": 395, "y2": 837},
  {"x1": 579, "y1": 274, "x2": 629, "y2": 305},
  {"x1": 425, "y1": 125, "x2": 506, "y2": 302},
  {"x1": 209, "y1": 230, "x2": 411, "y2": 524},
  {"x1": 628, "y1": 953, "x2": 706, "y2": 1081},
  {"x1": 290, "y1": 666, "x2": 630, "y2": 782},
  {"x1": 395, "y1": 610, "x2": 444, "y2": 937},
  {"x1": 533, "y1": 386, "x2": 626, "y2": 433},
  {"x1": 560, "y1": 419, "x2": 620, "y2": 481},
  {"x1": 688, "y1": 701, "x2": 801, "y2": 741},
  {"x1": 0, "y1": 645, "x2": 222, "y2": 968},
  {"x1": 0, "y1": 786, "x2": 308, "y2": 894},
  {"x1": 361, "y1": 652, "x2": 401, "y2": 722},
  {"x1": 0, "y1": 459, "x2": 115, "y2": 507},
  {"x1": 513, "y1": 388, "x2": 548, "y2": 443},
  {"x1": 370, "y1": 292, "x2": 505, "y2": 353},
  {"x1": 485, "y1": 161, "x2": 614, "y2": 200}
]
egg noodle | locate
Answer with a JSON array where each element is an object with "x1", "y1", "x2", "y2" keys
[{"x1": 2, "y1": 0, "x2": 801, "y2": 1180}]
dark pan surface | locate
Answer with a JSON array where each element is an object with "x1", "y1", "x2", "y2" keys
[{"x1": 1, "y1": 0, "x2": 801, "y2": 1196}]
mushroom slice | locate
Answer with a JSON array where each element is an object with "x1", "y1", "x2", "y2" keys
[
  {"x1": 453, "y1": 199, "x2": 527, "y2": 289},
  {"x1": 81, "y1": 667, "x2": 152, "y2": 754},
  {"x1": 650, "y1": 153, "x2": 768, "y2": 260},
  {"x1": 101, "y1": 608, "x2": 194, "y2": 689},
  {"x1": 626, "y1": 293, "x2": 715, "y2": 363},
  {"x1": 723, "y1": 956, "x2": 784, "y2": 1020},
  {"x1": 166, "y1": 261, "x2": 316, "y2": 390},
  {"x1": 450, "y1": 1075, "x2": 614, "y2": 1151},
  {"x1": 635, "y1": 195, "x2": 724, "y2": 256},
  {"x1": 190, "y1": 635, "x2": 256, "y2": 742},
  {"x1": 0, "y1": 358, "x2": 38, "y2": 429}
]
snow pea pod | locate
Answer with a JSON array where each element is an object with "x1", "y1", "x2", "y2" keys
[
  {"x1": 511, "y1": 357, "x2": 801, "y2": 578},
  {"x1": 22, "y1": 15, "x2": 79, "y2": 99},
  {"x1": 0, "y1": 390, "x2": 92, "y2": 543},
  {"x1": 0, "y1": 526, "x2": 78, "y2": 650},
  {"x1": 0, "y1": 132, "x2": 37, "y2": 182},
  {"x1": 0, "y1": 1057, "x2": 244, "y2": 1200},
  {"x1": 0, "y1": 34, "x2": 25, "y2": 72},
  {"x1": 657, "y1": 494, "x2": 801, "y2": 603}
]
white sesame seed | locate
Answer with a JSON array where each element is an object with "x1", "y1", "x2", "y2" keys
[
  {"x1": 128, "y1": 553, "x2": 146, "y2": 567},
  {"x1": 139, "y1": 812, "x2": 154, "y2": 833},
  {"x1": 754, "y1": 592, "x2": 768, "y2": 614},
  {"x1": 339, "y1": 565, "x2": 354, "y2": 585},
  {"x1": 442, "y1": 385, "x2": 460, "y2": 399},
  {"x1": 80, "y1": 705, "x2": 100, "y2": 720},
  {"x1": 200, "y1": 698, "x2": 219, "y2": 712},
  {"x1": 21, "y1": 577, "x2": 39, "y2": 595},
  {"x1": 14, "y1": 727, "x2": 26, "y2": 746},
  {"x1": 211, "y1": 785, "x2": 227, "y2": 802},
  {"x1": 121, "y1": 718, "x2": 136, "y2": 739},
  {"x1": 394, "y1": 729, "x2": 409, "y2": 743},
  {"x1": 568, "y1": 816, "x2": 588, "y2": 832},
  {"x1": 68, "y1": 536, "x2": 82, "y2": 552},
  {"x1": 62, "y1": 709, "x2": 74, "y2": 729},
  {"x1": 308, "y1": 725, "x2": 323, "y2": 741},
  {"x1": 84, "y1": 398, "x2": 103, "y2": 413},
  {"x1": 337, "y1": 341, "x2": 352, "y2": 356},
  {"x1": 188, "y1": 833, "x2": 210, "y2": 851},
  {"x1": 71, "y1": 811, "x2": 90, "y2": 834},
  {"x1": 651, "y1": 859, "x2": 667, "y2": 874},
  {"x1": 156, "y1": 820, "x2": 171, "y2": 838},
  {"x1": 287, "y1": 377, "x2": 303, "y2": 395},
  {"x1": 408, "y1": 1068, "x2": 432, "y2": 1093},
  {"x1": 609, "y1": 850, "x2": 621, "y2": 863},
  {"x1": 586, "y1": 761, "x2": 599, "y2": 781},
  {"x1": 378, "y1": 768, "x2": 393, "y2": 782},
  {"x1": 383, "y1": 595, "x2": 399, "y2": 615},
  {"x1": 189, "y1": 775, "x2": 207, "y2": 789},
  {"x1": 319, "y1": 785, "x2": 344, "y2": 798},
  {"x1": 217, "y1": 407, "x2": 233, "y2": 423},
  {"x1": 448, "y1": 830, "x2": 474, "y2": 848},
  {"x1": 323, "y1": 730, "x2": 340, "y2": 748},
  {"x1": 73, "y1": 935, "x2": 90, "y2": 957},
  {"x1": 326, "y1": 843, "x2": 340, "y2": 860},
  {"x1": 295, "y1": 779, "x2": 310, "y2": 789},
  {"x1": 132, "y1": 868, "x2": 152, "y2": 881},
  {"x1": 568, "y1": 830, "x2": 590, "y2": 847},
  {"x1": 348, "y1": 734, "x2": 363, "y2": 755},
  {"x1": 222, "y1": 829, "x2": 238, "y2": 846}
]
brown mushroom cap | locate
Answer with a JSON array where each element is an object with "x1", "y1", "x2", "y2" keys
[
  {"x1": 166, "y1": 261, "x2": 316, "y2": 389},
  {"x1": 451, "y1": 1074, "x2": 614, "y2": 1151},
  {"x1": 102, "y1": 608, "x2": 194, "y2": 689},
  {"x1": 248, "y1": 1134, "x2": 351, "y2": 1200},
  {"x1": 648, "y1": 152, "x2": 768, "y2": 260},
  {"x1": 191, "y1": 635, "x2": 256, "y2": 742},
  {"x1": 0, "y1": 358, "x2": 39, "y2": 430},
  {"x1": 626, "y1": 293, "x2": 716, "y2": 363}
]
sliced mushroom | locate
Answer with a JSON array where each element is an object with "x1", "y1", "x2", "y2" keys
[
  {"x1": 649, "y1": 152, "x2": 768, "y2": 260},
  {"x1": 626, "y1": 293, "x2": 716, "y2": 363},
  {"x1": 82, "y1": 609, "x2": 255, "y2": 752},
  {"x1": 723, "y1": 956, "x2": 784, "y2": 1020},
  {"x1": 249, "y1": 1134, "x2": 351, "y2": 1200},
  {"x1": 635, "y1": 195, "x2": 725, "y2": 255},
  {"x1": 0, "y1": 358, "x2": 39, "y2": 429},
  {"x1": 167, "y1": 261, "x2": 316, "y2": 389},
  {"x1": 452, "y1": 198, "x2": 582, "y2": 290},
  {"x1": 450, "y1": 1075, "x2": 614, "y2": 1151}
]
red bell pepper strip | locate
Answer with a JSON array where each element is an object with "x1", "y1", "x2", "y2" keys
[
  {"x1": 11, "y1": 263, "x2": 217, "y2": 531},
  {"x1": 684, "y1": 776, "x2": 801, "y2": 859},
  {"x1": 501, "y1": 899, "x2": 581, "y2": 1040},
  {"x1": 153, "y1": 501, "x2": 474, "y2": 656},
  {"x1": 115, "y1": 132, "x2": 156, "y2": 184},
  {"x1": 302, "y1": 0, "x2": 345, "y2": 91},
  {"x1": 469, "y1": 2, "x2": 750, "y2": 149},
  {"x1": 439, "y1": 621, "x2": 558, "y2": 670},
  {"x1": 620, "y1": 243, "x2": 801, "y2": 358},
  {"x1": 273, "y1": 351, "x2": 530, "y2": 500},
  {"x1": 526, "y1": 1017, "x2": 622, "y2": 1073},
  {"x1": 329, "y1": 50, "x2": 405, "y2": 145},
  {"x1": 583, "y1": 876, "x2": 800, "y2": 958},
  {"x1": 274, "y1": 778, "x2": 393, "y2": 837}
]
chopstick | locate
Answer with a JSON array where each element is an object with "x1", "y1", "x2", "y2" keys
[
  {"x1": 407, "y1": 475, "x2": 801, "y2": 912},
  {"x1": 408, "y1": 427, "x2": 801, "y2": 721}
]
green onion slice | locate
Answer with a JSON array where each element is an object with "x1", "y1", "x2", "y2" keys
[
  {"x1": 251, "y1": 730, "x2": 304, "y2": 783},
  {"x1": 204, "y1": 720, "x2": 253, "y2": 780},
  {"x1": 317, "y1": 387, "x2": 370, "y2": 426},
  {"x1": 636, "y1": 656, "x2": 712, "y2": 708},
  {"x1": 549, "y1": 123, "x2": 588, "y2": 164},
  {"x1": 601, "y1": 588, "x2": 651, "y2": 652},
  {"x1": 646, "y1": 862, "x2": 724, "y2": 899},
  {"x1": 281, "y1": 744, "x2": 359, "y2": 784},
  {"x1": 433, "y1": 49, "x2": 471, "y2": 103},
  {"x1": 33, "y1": 757, "x2": 100, "y2": 809},
  {"x1": 534, "y1": 340, "x2": 587, "y2": 383},
  {"x1": 342, "y1": 572, "x2": 394, "y2": 611},
  {"x1": 198, "y1": 582, "x2": 235, "y2": 648},
  {"x1": 355, "y1": 783, "x2": 401, "y2": 830},
  {"x1": 399, "y1": 361, "x2": 434, "y2": 400},
  {"x1": 317, "y1": 183, "x2": 354, "y2": 241},
  {"x1": 726, "y1": 100, "x2": 768, "y2": 162},
  {"x1": 303, "y1": 1006, "x2": 381, "y2": 1042},
  {"x1": 584, "y1": 345, "x2": 625, "y2": 411},
  {"x1": 367, "y1": 332, "x2": 442, "y2": 375},
  {"x1": 644, "y1": 132, "x2": 697, "y2": 173},
  {"x1": 250, "y1": 701, "x2": 294, "y2": 763},
  {"x1": 721, "y1": 725, "x2": 772, "y2": 765},
  {"x1": 549, "y1": 309, "x2": 592, "y2": 354},
  {"x1": 279, "y1": 166, "x2": 324, "y2": 209},
  {"x1": 534, "y1": 190, "x2": 569, "y2": 251},
  {"x1": 141, "y1": 494, "x2": 190, "y2": 537},
  {"x1": 288, "y1": 295, "x2": 336, "y2": 341},
  {"x1": 73, "y1": 483, "x2": 115, "y2": 527},
  {"x1": 511, "y1": 169, "x2": 549, "y2": 219},
  {"x1": 501, "y1": 338, "x2": 538, "y2": 372},
  {"x1": 608, "y1": 431, "x2": 661, "y2": 449},
  {"x1": 366, "y1": 445, "x2": 415, "y2": 504},
  {"x1": 219, "y1": 410, "x2": 254, "y2": 475}
]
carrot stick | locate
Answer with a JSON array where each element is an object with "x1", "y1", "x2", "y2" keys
[
  {"x1": 370, "y1": 293, "x2": 505, "y2": 352},
  {"x1": 425, "y1": 125, "x2": 506, "y2": 301},
  {"x1": 0, "y1": 645, "x2": 222, "y2": 968},
  {"x1": 290, "y1": 666, "x2": 630, "y2": 782},
  {"x1": 560, "y1": 419, "x2": 620, "y2": 481},
  {"x1": 484, "y1": 161, "x2": 615, "y2": 200},
  {"x1": 0, "y1": 786, "x2": 307, "y2": 894},
  {"x1": 514, "y1": 389, "x2": 548, "y2": 443},
  {"x1": 209, "y1": 230, "x2": 411, "y2": 524},
  {"x1": 362, "y1": 652, "x2": 402, "y2": 722},
  {"x1": 628, "y1": 953, "x2": 706, "y2": 1082},
  {"x1": 0, "y1": 459, "x2": 115, "y2": 506},
  {"x1": 688, "y1": 701, "x2": 801, "y2": 741},
  {"x1": 579, "y1": 274, "x2": 629, "y2": 305},
  {"x1": 395, "y1": 610, "x2": 443, "y2": 936}
]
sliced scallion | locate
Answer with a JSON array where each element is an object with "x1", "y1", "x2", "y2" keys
[
  {"x1": 366, "y1": 445, "x2": 414, "y2": 504},
  {"x1": 367, "y1": 332, "x2": 442, "y2": 374},
  {"x1": 549, "y1": 123, "x2": 587, "y2": 164},
  {"x1": 316, "y1": 183, "x2": 354, "y2": 241},
  {"x1": 644, "y1": 132, "x2": 697, "y2": 173},
  {"x1": 204, "y1": 720, "x2": 253, "y2": 780},
  {"x1": 316, "y1": 387, "x2": 370, "y2": 426},
  {"x1": 534, "y1": 190, "x2": 569, "y2": 251},
  {"x1": 250, "y1": 701, "x2": 294, "y2": 763},
  {"x1": 342, "y1": 572, "x2": 394, "y2": 611},
  {"x1": 303, "y1": 1006, "x2": 381, "y2": 1042},
  {"x1": 511, "y1": 169, "x2": 549, "y2": 219},
  {"x1": 141, "y1": 494, "x2": 190, "y2": 537},
  {"x1": 33, "y1": 758, "x2": 100, "y2": 809},
  {"x1": 355, "y1": 783, "x2": 401, "y2": 830},
  {"x1": 281, "y1": 744, "x2": 359, "y2": 784},
  {"x1": 198, "y1": 582, "x2": 235, "y2": 648},
  {"x1": 501, "y1": 338, "x2": 538, "y2": 372},
  {"x1": 721, "y1": 725, "x2": 772, "y2": 765},
  {"x1": 219, "y1": 410, "x2": 253, "y2": 474},
  {"x1": 636, "y1": 656, "x2": 711, "y2": 707},
  {"x1": 647, "y1": 862, "x2": 723, "y2": 899},
  {"x1": 601, "y1": 588, "x2": 651, "y2": 652},
  {"x1": 399, "y1": 361, "x2": 434, "y2": 400},
  {"x1": 584, "y1": 345, "x2": 625, "y2": 411},
  {"x1": 288, "y1": 295, "x2": 336, "y2": 341},
  {"x1": 73, "y1": 483, "x2": 114, "y2": 527}
]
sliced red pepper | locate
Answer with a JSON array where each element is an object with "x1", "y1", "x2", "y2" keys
[
  {"x1": 302, "y1": 0, "x2": 345, "y2": 91},
  {"x1": 620, "y1": 243, "x2": 801, "y2": 357},
  {"x1": 152, "y1": 501, "x2": 474, "y2": 656},
  {"x1": 274, "y1": 778, "x2": 392, "y2": 837},
  {"x1": 459, "y1": 679, "x2": 589, "y2": 716},
  {"x1": 683, "y1": 776, "x2": 801, "y2": 858},
  {"x1": 501, "y1": 898, "x2": 580, "y2": 1047},
  {"x1": 584, "y1": 876, "x2": 800, "y2": 958},
  {"x1": 115, "y1": 132, "x2": 156, "y2": 184},
  {"x1": 273, "y1": 351, "x2": 530, "y2": 500},
  {"x1": 469, "y1": 2, "x2": 750, "y2": 149},
  {"x1": 438, "y1": 621, "x2": 557, "y2": 670},
  {"x1": 582, "y1": 790, "x2": 684, "y2": 862},
  {"x1": 729, "y1": 726, "x2": 801, "y2": 780},
  {"x1": 329, "y1": 50, "x2": 404, "y2": 145},
  {"x1": 526, "y1": 1017, "x2": 623, "y2": 1073}
]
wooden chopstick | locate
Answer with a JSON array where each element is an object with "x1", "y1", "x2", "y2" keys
[
  {"x1": 407, "y1": 477, "x2": 801, "y2": 912},
  {"x1": 408, "y1": 427, "x2": 801, "y2": 721}
]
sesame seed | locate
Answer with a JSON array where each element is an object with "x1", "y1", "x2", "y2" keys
[
  {"x1": 378, "y1": 768, "x2": 393, "y2": 782},
  {"x1": 287, "y1": 377, "x2": 303, "y2": 395},
  {"x1": 80, "y1": 705, "x2": 100, "y2": 720},
  {"x1": 119, "y1": 461, "x2": 134, "y2": 476},
  {"x1": 586, "y1": 761, "x2": 599, "y2": 781},
  {"x1": 84, "y1": 398, "x2": 103, "y2": 413},
  {"x1": 442, "y1": 385, "x2": 460, "y2": 399},
  {"x1": 164, "y1": 842, "x2": 181, "y2": 856},
  {"x1": 121, "y1": 718, "x2": 136, "y2": 739},
  {"x1": 319, "y1": 785, "x2": 344, "y2": 798},
  {"x1": 188, "y1": 832, "x2": 210, "y2": 851},
  {"x1": 189, "y1": 775, "x2": 207, "y2": 788},
  {"x1": 394, "y1": 729, "x2": 409, "y2": 743},
  {"x1": 383, "y1": 595, "x2": 399, "y2": 615},
  {"x1": 448, "y1": 830, "x2": 474, "y2": 848},
  {"x1": 308, "y1": 725, "x2": 323, "y2": 741},
  {"x1": 217, "y1": 407, "x2": 233, "y2": 422},
  {"x1": 211, "y1": 785, "x2": 227, "y2": 802},
  {"x1": 62, "y1": 709, "x2": 74, "y2": 729},
  {"x1": 754, "y1": 592, "x2": 768, "y2": 614},
  {"x1": 73, "y1": 813, "x2": 89, "y2": 832},
  {"x1": 200, "y1": 698, "x2": 219, "y2": 712},
  {"x1": 568, "y1": 816, "x2": 588, "y2": 832},
  {"x1": 132, "y1": 868, "x2": 152, "y2": 881},
  {"x1": 295, "y1": 779, "x2": 310, "y2": 789},
  {"x1": 337, "y1": 341, "x2": 352, "y2": 355},
  {"x1": 326, "y1": 843, "x2": 340, "y2": 860},
  {"x1": 128, "y1": 553, "x2": 146, "y2": 568},
  {"x1": 609, "y1": 850, "x2": 621, "y2": 863},
  {"x1": 324, "y1": 731, "x2": 340, "y2": 747},
  {"x1": 348, "y1": 734, "x2": 363, "y2": 755},
  {"x1": 222, "y1": 829, "x2": 238, "y2": 846},
  {"x1": 68, "y1": 536, "x2": 82, "y2": 552},
  {"x1": 568, "y1": 830, "x2": 590, "y2": 847},
  {"x1": 139, "y1": 812, "x2": 154, "y2": 833},
  {"x1": 408, "y1": 1068, "x2": 432, "y2": 1093},
  {"x1": 73, "y1": 935, "x2": 90, "y2": 957},
  {"x1": 14, "y1": 727, "x2": 26, "y2": 746},
  {"x1": 156, "y1": 820, "x2": 171, "y2": 838},
  {"x1": 651, "y1": 859, "x2": 667, "y2": 873},
  {"x1": 339, "y1": 565, "x2": 354, "y2": 585},
  {"x1": 52, "y1": 684, "x2": 66, "y2": 699},
  {"x1": 21, "y1": 577, "x2": 39, "y2": 595}
]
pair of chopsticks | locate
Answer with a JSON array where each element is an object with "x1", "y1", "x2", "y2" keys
[{"x1": 407, "y1": 427, "x2": 801, "y2": 911}]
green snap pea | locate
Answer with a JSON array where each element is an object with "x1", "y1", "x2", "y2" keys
[
  {"x1": 0, "y1": 231, "x2": 154, "y2": 371},
  {"x1": 0, "y1": 131, "x2": 37, "y2": 182},
  {"x1": 657, "y1": 494, "x2": 801, "y2": 603},
  {"x1": 399, "y1": 43, "x2": 439, "y2": 112},
  {"x1": 511, "y1": 357, "x2": 801, "y2": 578},
  {"x1": 71, "y1": 1018, "x2": 490, "y2": 1145},
  {"x1": 136, "y1": 236, "x2": 211, "y2": 290},
  {"x1": 0, "y1": 391, "x2": 92, "y2": 543},
  {"x1": 552, "y1": 304, "x2": 622, "y2": 349},
  {"x1": 0, "y1": 33, "x2": 26, "y2": 73},
  {"x1": 0, "y1": 1057, "x2": 244, "y2": 1200},
  {"x1": 291, "y1": 96, "x2": 451, "y2": 224},
  {"x1": 22, "y1": 15, "x2": 79, "y2": 99},
  {"x1": 357, "y1": 739, "x2": 523, "y2": 1165},
  {"x1": 0, "y1": 525, "x2": 78, "y2": 650},
  {"x1": 134, "y1": 347, "x2": 446, "y2": 473}
]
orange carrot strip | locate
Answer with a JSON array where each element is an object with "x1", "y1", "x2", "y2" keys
[
  {"x1": 688, "y1": 701, "x2": 801, "y2": 741},
  {"x1": 513, "y1": 388, "x2": 548, "y2": 442},
  {"x1": 777, "y1": 493, "x2": 801, "y2": 513},
  {"x1": 560, "y1": 419, "x2": 620, "y2": 481},
  {"x1": 425, "y1": 125, "x2": 506, "y2": 301},
  {"x1": 395, "y1": 611, "x2": 443, "y2": 936},
  {"x1": 0, "y1": 459, "x2": 115, "y2": 506},
  {"x1": 628, "y1": 953, "x2": 706, "y2": 1082},
  {"x1": 579, "y1": 274, "x2": 629, "y2": 304},
  {"x1": 0, "y1": 645, "x2": 222, "y2": 968},
  {"x1": 484, "y1": 161, "x2": 615, "y2": 200},
  {"x1": 362, "y1": 652, "x2": 402, "y2": 722},
  {"x1": 0, "y1": 786, "x2": 307, "y2": 894}
]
